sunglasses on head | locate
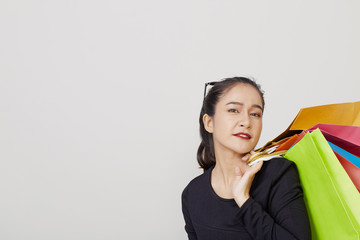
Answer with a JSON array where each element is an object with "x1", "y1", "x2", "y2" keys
[{"x1": 203, "y1": 81, "x2": 217, "y2": 98}]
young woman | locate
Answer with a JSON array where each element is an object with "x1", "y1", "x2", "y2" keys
[{"x1": 182, "y1": 77, "x2": 311, "y2": 240}]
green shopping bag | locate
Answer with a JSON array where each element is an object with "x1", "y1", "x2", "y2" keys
[{"x1": 284, "y1": 129, "x2": 360, "y2": 240}]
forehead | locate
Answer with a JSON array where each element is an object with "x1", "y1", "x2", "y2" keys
[{"x1": 219, "y1": 83, "x2": 263, "y2": 105}]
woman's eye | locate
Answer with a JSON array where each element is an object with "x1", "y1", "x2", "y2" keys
[
  {"x1": 228, "y1": 109, "x2": 239, "y2": 113},
  {"x1": 250, "y1": 113, "x2": 262, "y2": 117}
]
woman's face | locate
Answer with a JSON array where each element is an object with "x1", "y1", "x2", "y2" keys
[{"x1": 204, "y1": 83, "x2": 263, "y2": 158}]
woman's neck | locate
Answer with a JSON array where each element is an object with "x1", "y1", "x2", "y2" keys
[{"x1": 212, "y1": 150, "x2": 249, "y2": 188}]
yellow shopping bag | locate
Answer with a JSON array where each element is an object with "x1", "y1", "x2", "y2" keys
[{"x1": 267, "y1": 101, "x2": 360, "y2": 146}]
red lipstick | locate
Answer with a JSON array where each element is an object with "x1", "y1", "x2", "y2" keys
[{"x1": 233, "y1": 132, "x2": 252, "y2": 140}]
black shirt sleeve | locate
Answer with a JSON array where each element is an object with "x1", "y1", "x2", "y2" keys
[
  {"x1": 236, "y1": 161, "x2": 311, "y2": 240},
  {"x1": 182, "y1": 187, "x2": 198, "y2": 240}
]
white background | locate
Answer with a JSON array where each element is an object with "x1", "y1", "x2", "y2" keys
[{"x1": 1, "y1": 0, "x2": 360, "y2": 239}]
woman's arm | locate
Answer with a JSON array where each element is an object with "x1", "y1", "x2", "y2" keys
[
  {"x1": 235, "y1": 162, "x2": 311, "y2": 239},
  {"x1": 181, "y1": 188, "x2": 197, "y2": 240}
]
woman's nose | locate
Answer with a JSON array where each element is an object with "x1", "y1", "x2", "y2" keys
[{"x1": 238, "y1": 112, "x2": 250, "y2": 128}]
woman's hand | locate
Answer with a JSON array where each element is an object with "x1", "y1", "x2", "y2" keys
[
  {"x1": 232, "y1": 160, "x2": 263, "y2": 208},
  {"x1": 241, "y1": 150, "x2": 255, "y2": 162}
]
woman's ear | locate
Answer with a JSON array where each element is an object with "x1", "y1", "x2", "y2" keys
[{"x1": 203, "y1": 114, "x2": 214, "y2": 133}]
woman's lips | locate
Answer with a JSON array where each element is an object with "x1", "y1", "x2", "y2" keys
[{"x1": 233, "y1": 132, "x2": 252, "y2": 139}]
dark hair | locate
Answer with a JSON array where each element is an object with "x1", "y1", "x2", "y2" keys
[{"x1": 197, "y1": 77, "x2": 265, "y2": 170}]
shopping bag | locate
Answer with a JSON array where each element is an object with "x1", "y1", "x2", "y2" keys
[
  {"x1": 275, "y1": 134, "x2": 299, "y2": 151},
  {"x1": 257, "y1": 136, "x2": 293, "y2": 152},
  {"x1": 290, "y1": 102, "x2": 360, "y2": 130},
  {"x1": 308, "y1": 123, "x2": 360, "y2": 157},
  {"x1": 308, "y1": 123, "x2": 360, "y2": 145},
  {"x1": 328, "y1": 141, "x2": 360, "y2": 168},
  {"x1": 270, "y1": 101, "x2": 360, "y2": 144},
  {"x1": 327, "y1": 141, "x2": 360, "y2": 192},
  {"x1": 284, "y1": 129, "x2": 360, "y2": 239},
  {"x1": 332, "y1": 150, "x2": 360, "y2": 193},
  {"x1": 292, "y1": 125, "x2": 360, "y2": 193}
]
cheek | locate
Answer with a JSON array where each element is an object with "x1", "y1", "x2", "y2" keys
[
  {"x1": 213, "y1": 115, "x2": 231, "y2": 129},
  {"x1": 254, "y1": 121, "x2": 263, "y2": 135}
]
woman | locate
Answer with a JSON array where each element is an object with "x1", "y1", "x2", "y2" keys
[{"x1": 182, "y1": 77, "x2": 311, "y2": 240}]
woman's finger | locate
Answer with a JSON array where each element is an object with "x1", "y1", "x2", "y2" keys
[
  {"x1": 250, "y1": 160, "x2": 263, "y2": 173},
  {"x1": 235, "y1": 166, "x2": 243, "y2": 177},
  {"x1": 242, "y1": 150, "x2": 256, "y2": 161}
]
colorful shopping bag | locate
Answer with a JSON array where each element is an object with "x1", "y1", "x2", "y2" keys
[
  {"x1": 290, "y1": 102, "x2": 360, "y2": 130},
  {"x1": 328, "y1": 141, "x2": 360, "y2": 168},
  {"x1": 284, "y1": 129, "x2": 360, "y2": 239},
  {"x1": 332, "y1": 150, "x2": 360, "y2": 193},
  {"x1": 275, "y1": 134, "x2": 299, "y2": 151},
  {"x1": 308, "y1": 123, "x2": 360, "y2": 145},
  {"x1": 308, "y1": 123, "x2": 360, "y2": 157},
  {"x1": 304, "y1": 124, "x2": 360, "y2": 192},
  {"x1": 268, "y1": 101, "x2": 360, "y2": 145}
]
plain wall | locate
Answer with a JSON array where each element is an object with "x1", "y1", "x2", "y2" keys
[{"x1": 1, "y1": 0, "x2": 360, "y2": 239}]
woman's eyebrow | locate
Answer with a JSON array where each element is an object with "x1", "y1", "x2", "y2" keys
[{"x1": 226, "y1": 101, "x2": 263, "y2": 111}]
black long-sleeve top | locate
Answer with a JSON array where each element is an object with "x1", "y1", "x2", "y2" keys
[{"x1": 181, "y1": 157, "x2": 311, "y2": 240}]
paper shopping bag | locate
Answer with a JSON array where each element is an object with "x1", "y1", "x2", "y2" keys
[
  {"x1": 275, "y1": 134, "x2": 299, "y2": 151},
  {"x1": 294, "y1": 125, "x2": 360, "y2": 192},
  {"x1": 284, "y1": 129, "x2": 360, "y2": 239},
  {"x1": 327, "y1": 141, "x2": 360, "y2": 192},
  {"x1": 328, "y1": 141, "x2": 360, "y2": 168},
  {"x1": 270, "y1": 101, "x2": 360, "y2": 144},
  {"x1": 308, "y1": 123, "x2": 360, "y2": 145},
  {"x1": 290, "y1": 102, "x2": 360, "y2": 130},
  {"x1": 332, "y1": 151, "x2": 360, "y2": 193},
  {"x1": 308, "y1": 123, "x2": 360, "y2": 157}
]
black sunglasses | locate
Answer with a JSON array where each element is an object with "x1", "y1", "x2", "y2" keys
[{"x1": 203, "y1": 81, "x2": 217, "y2": 98}]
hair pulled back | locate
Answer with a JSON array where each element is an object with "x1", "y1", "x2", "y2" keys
[{"x1": 197, "y1": 77, "x2": 265, "y2": 171}]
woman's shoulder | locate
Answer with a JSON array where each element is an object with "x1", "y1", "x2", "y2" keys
[
  {"x1": 263, "y1": 156, "x2": 295, "y2": 168},
  {"x1": 260, "y1": 157, "x2": 298, "y2": 180},
  {"x1": 182, "y1": 166, "x2": 212, "y2": 197}
]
